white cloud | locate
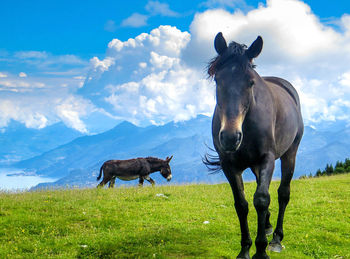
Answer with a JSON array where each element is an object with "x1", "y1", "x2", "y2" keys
[
  {"x1": 55, "y1": 96, "x2": 92, "y2": 133},
  {"x1": 19, "y1": 72, "x2": 27, "y2": 78},
  {"x1": 80, "y1": 25, "x2": 215, "y2": 125},
  {"x1": 0, "y1": 88, "x2": 95, "y2": 132},
  {"x1": 79, "y1": 0, "x2": 350, "y2": 127},
  {"x1": 3, "y1": 0, "x2": 350, "y2": 131},
  {"x1": 14, "y1": 51, "x2": 48, "y2": 59},
  {"x1": 121, "y1": 13, "x2": 149, "y2": 28},
  {"x1": 0, "y1": 69, "x2": 95, "y2": 132},
  {"x1": 181, "y1": 0, "x2": 350, "y2": 125},
  {"x1": 145, "y1": 1, "x2": 179, "y2": 17}
]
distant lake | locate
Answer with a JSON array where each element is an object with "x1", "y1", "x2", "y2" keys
[{"x1": 0, "y1": 168, "x2": 57, "y2": 191}]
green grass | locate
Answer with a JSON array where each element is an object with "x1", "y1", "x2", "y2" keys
[{"x1": 0, "y1": 174, "x2": 349, "y2": 258}]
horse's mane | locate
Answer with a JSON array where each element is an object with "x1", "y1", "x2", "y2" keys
[{"x1": 208, "y1": 41, "x2": 254, "y2": 78}]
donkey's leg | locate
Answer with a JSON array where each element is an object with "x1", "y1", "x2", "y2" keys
[
  {"x1": 252, "y1": 152, "x2": 275, "y2": 259},
  {"x1": 223, "y1": 167, "x2": 252, "y2": 259},
  {"x1": 138, "y1": 177, "x2": 144, "y2": 187},
  {"x1": 145, "y1": 176, "x2": 155, "y2": 186},
  {"x1": 97, "y1": 176, "x2": 111, "y2": 188},
  {"x1": 268, "y1": 148, "x2": 297, "y2": 253},
  {"x1": 108, "y1": 176, "x2": 116, "y2": 188}
]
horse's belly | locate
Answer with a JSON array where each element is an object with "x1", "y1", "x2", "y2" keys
[{"x1": 117, "y1": 175, "x2": 139, "y2": 181}]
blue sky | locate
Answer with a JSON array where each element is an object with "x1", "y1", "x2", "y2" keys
[
  {"x1": 2, "y1": 0, "x2": 348, "y2": 57},
  {"x1": 1, "y1": 0, "x2": 350, "y2": 133}
]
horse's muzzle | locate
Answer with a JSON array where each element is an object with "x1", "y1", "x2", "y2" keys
[
  {"x1": 166, "y1": 175, "x2": 172, "y2": 182},
  {"x1": 219, "y1": 130, "x2": 242, "y2": 152}
]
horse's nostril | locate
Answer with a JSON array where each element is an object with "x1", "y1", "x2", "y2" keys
[{"x1": 219, "y1": 130, "x2": 242, "y2": 151}]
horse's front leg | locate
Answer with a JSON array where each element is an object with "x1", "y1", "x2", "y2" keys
[
  {"x1": 253, "y1": 153, "x2": 275, "y2": 259},
  {"x1": 223, "y1": 166, "x2": 252, "y2": 259}
]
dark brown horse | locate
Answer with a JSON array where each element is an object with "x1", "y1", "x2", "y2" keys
[
  {"x1": 97, "y1": 156, "x2": 173, "y2": 188},
  {"x1": 205, "y1": 33, "x2": 303, "y2": 259}
]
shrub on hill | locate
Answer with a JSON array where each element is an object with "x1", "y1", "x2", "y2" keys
[{"x1": 300, "y1": 157, "x2": 350, "y2": 179}]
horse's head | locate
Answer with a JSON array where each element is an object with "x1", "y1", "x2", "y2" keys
[
  {"x1": 209, "y1": 33, "x2": 263, "y2": 152},
  {"x1": 160, "y1": 155, "x2": 173, "y2": 181}
]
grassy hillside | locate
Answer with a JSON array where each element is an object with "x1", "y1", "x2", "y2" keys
[{"x1": 0, "y1": 175, "x2": 349, "y2": 258}]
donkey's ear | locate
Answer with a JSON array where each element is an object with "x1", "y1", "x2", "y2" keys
[
  {"x1": 167, "y1": 155, "x2": 173, "y2": 162},
  {"x1": 214, "y1": 32, "x2": 227, "y2": 55},
  {"x1": 246, "y1": 36, "x2": 263, "y2": 60}
]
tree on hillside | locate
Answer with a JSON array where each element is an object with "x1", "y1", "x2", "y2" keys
[
  {"x1": 325, "y1": 164, "x2": 334, "y2": 175},
  {"x1": 316, "y1": 169, "x2": 322, "y2": 177}
]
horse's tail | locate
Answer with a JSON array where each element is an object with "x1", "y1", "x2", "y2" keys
[{"x1": 97, "y1": 163, "x2": 104, "y2": 181}]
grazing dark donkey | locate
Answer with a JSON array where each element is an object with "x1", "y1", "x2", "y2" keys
[
  {"x1": 205, "y1": 33, "x2": 303, "y2": 259},
  {"x1": 97, "y1": 156, "x2": 173, "y2": 188}
]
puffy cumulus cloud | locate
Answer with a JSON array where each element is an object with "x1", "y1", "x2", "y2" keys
[
  {"x1": 55, "y1": 95, "x2": 93, "y2": 133},
  {"x1": 105, "y1": 67, "x2": 214, "y2": 124},
  {"x1": 0, "y1": 72, "x2": 95, "y2": 132},
  {"x1": 182, "y1": 0, "x2": 350, "y2": 125},
  {"x1": 80, "y1": 25, "x2": 215, "y2": 125},
  {"x1": 0, "y1": 90, "x2": 95, "y2": 133},
  {"x1": 0, "y1": 49, "x2": 97, "y2": 132}
]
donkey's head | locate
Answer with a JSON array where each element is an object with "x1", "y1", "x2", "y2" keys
[
  {"x1": 209, "y1": 33, "x2": 263, "y2": 152},
  {"x1": 160, "y1": 155, "x2": 173, "y2": 181}
]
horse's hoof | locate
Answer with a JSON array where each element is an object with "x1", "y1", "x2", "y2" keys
[
  {"x1": 268, "y1": 242, "x2": 283, "y2": 253},
  {"x1": 265, "y1": 227, "x2": 273, "y2": 236}
]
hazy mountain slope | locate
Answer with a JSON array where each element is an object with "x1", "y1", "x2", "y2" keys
[
  {"x1": 20, "y1": 116, "x2": 350, "y2": 189},
  {"x1": 0, "y1": 121, "x2": 82, "y2": 164}
]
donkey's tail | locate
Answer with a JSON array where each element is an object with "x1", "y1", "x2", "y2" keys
[{"x1": 97, "y1": 164, "x2": 104, "y2": 181}]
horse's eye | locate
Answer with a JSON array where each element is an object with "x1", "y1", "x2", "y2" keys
[{"x1": 249, "y1": 80, "x2": 255, "y2": 87}]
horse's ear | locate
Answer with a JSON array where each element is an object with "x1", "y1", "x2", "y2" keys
[
  {"x1": 246, "y1": 36, "x2": 263, "y2": 60},
  {"x1": 214, "y1": 32, "x2": 227, "y2": 55},
  {"x1": 167, "y1": 155, "x2": 173, "y2": 163}
]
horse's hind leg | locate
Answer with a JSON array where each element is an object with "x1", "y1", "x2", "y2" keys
[{"x1": 268, "y1": 147, "x2": 297, "y2": 253}]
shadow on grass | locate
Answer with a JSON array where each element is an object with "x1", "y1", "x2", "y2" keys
[{"x1": 76, "y1": 228, "x2": 210, "y2": 258}]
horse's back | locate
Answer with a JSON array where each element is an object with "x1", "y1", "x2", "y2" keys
[
  {"x1": 262, "y1": 76, "x2": 303, "y2": 157},
  {"x1": 263, "y1": 76, "x2": 300, "y2": 108}
]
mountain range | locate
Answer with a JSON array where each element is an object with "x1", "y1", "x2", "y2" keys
[
  {"x1": 2, "y1": 115, "x2": 350, "y2": 189},
  {"x1": 0, "y1": 121, "x2": 82, "y2": 165}
]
